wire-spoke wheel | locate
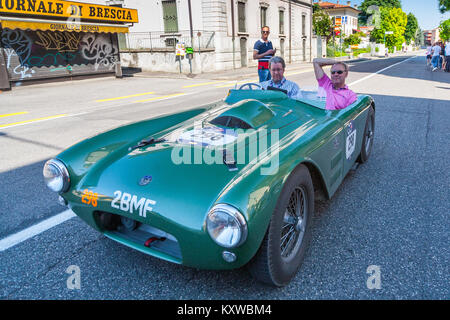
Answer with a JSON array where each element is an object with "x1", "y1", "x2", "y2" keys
[
  {"x1": 247, "y1": 164, "x2": 314, "y2": 287},
  {"x1": 358, "y1": 106, "x2": 375, "y2": 163},
  {"x1": 280, "y1": 186, "x2": 308, "y2": 261}
]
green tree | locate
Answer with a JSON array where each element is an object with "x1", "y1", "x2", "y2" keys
[
  {"x1": 439, "y1": 19, "x2": 450, "y2": 41},
  {"x1": 370, "y1": 7, "x2": 407, "y2": 51},
  {"x1": 344, "y1": 34, "x2": 362, "y2": 47},
  {"x1": 313, "y1": 3, "x2": 321, "y2": 13},
  {"x1": 359, "y1": 0, "x2": 402, "y2": 25},
  {"x1": 404, "y1": 13, "x2": 419, "y2": 44},
  {"x1": 313, "y1": 9, "x2": 332, "y2": 39},
  {"x1": 415, "y1": 28, "x2": 424, "y2": 46},
  {"x1": 439, "y1": 0, "x2": 450, "y2": 13}
]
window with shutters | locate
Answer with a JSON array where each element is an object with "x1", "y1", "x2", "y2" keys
[
  {"x1": 260, "y1": 6, "x2": 267, "y2": 28},
  {"x1": 279, "y1": 10, "x2": 285, "y2": 34},
  {"x1": 238, "y1": 1, "x2": 246, "y2": 33},
  {"x1": 162, "y1": 0, "x2": 178, "y2": 33},
  {"x1": 302, "y1": 14, "x2": 306, "y2": 36}
]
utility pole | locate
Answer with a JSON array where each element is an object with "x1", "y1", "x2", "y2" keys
[
  {"x1": 188, "y1": 0, "x2": 194, "y2": 73},
  {"x1": 289, "y1": 0, "x2": 292, "y2": 63},
  {"x1": 309, "y1": 0, "x2": 312, "y2": 62},
  {"x1": 231, "y1": 0, "x2": 236, "y2": 69}
]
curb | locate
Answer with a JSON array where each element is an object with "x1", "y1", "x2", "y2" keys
[{"x1": 122, "y1": 53, "x2": 414, "y2": 80}]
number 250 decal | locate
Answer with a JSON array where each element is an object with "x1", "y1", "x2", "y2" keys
[{"x1": 81, "y1": 189, "x2": 99, "y2": 207}]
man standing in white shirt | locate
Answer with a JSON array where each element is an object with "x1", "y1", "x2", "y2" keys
[
  {"x1": 431, "y1": 42, "x2": 441, "y2": 71},
  {"x1": 445, "y1": 41, "x2": 450, "y2": 73}
]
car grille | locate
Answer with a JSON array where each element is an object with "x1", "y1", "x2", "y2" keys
[{"x1": 95, "y1": 211, "x2": 182, "y2": 262}]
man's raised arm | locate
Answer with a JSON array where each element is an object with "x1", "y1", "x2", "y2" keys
[{"x1": 313, "y1": 58, "x2": 337, "y2": 80}]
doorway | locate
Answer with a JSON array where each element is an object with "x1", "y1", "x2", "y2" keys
[
  {"x1": 240, "y1": 37, "x2": 247, "y2": 67},
  {"x1": 302, "y1": 38, "x2": 306, "y2": 61}
]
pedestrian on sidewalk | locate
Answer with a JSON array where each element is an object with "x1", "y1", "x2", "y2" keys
[
  {"x1": 431, "y1": 42, "x2": 441, "y2": 71},
  {"x1": 440, "y1": 41, "x2": 446, "y2": 70},
  {"x1": 445, "y1": 41, "x2": 450, "y2": 72},
  {"x1": 426, "y1": 45, "x2": 432, "y2": 65},
  {"x1": 253, "y1": 26, "x2": 276, "y2": 82}
]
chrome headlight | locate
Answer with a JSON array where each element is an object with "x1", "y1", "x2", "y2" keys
[
  {"x1": 43, "y1": 159, "x2": 70, "y2": 193},
  {"x1": 206, "y1": 204, "x2": 247, "y2": 248}
]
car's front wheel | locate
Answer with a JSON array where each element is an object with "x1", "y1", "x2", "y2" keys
[{"x1": 247, "y1": 164, "x2": 314, "y2": 286}]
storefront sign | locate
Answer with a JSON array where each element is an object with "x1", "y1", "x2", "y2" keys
[
  {"x1": 0, "y1": 18, "x2": 129, "y2": 33},
  {"x1": 0, "y1": 0, "x2": 138, "y2": 23}
]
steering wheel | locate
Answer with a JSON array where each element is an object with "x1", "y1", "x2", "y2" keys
[{"x1": 238, "y1": 83, "x2": 262, "y2": 90}]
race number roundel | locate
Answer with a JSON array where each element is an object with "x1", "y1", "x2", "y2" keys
[
  {"x1": 346, "y1": 121, "x2": 357, "y2": 160},
  {"x1": 177, "y1": 127, "x2": 238, "y2": 147}
]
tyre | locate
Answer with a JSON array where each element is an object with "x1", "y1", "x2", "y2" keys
[
  {"x1": 358, "y1": 106, "x2": 375, "y2": 163},
  {"x1": 247, "y1": 164, "x2": 314, "y2": 287}
]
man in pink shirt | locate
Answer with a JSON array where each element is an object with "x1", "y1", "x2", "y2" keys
[{"x1": 312, "y1": 58, "x2": 357, "y2": 110}]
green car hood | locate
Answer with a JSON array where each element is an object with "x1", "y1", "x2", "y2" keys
[{"x1": 72, "y1": 99, "x2": 316, "y2": 230}]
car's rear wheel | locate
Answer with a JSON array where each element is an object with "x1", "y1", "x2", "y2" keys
[
  {"x1": 247, "y1": 164, "x2": 314, "y2": 287},
  {"x1": 358, "y1": 106, "x2": 375, "y2": 163}
]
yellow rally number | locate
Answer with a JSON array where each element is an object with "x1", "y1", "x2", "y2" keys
[{"x1": 81, "y1": 189, "x2": 98, "y2": 207}]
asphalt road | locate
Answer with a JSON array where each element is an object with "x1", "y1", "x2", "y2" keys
[{"x1": 0, "y1": 54, "x2": 448, "y2": 300}]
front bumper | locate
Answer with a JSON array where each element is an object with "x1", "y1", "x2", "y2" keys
[{"x1": 68, "y1": 202, "x2": 256, "y2": 270}]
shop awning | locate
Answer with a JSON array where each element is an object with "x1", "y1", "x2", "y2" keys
[{"x1": 0, "y1": 16, "x2": 129, "y2": 34}]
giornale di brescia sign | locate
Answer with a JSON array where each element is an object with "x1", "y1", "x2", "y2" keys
[{"x1": 0, "y1": 0, "x2": 138, "y2": 23}]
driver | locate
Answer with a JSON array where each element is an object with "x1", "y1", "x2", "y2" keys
[{"x1": 259, "y1": 56, "x2": 303, "y2": 100}]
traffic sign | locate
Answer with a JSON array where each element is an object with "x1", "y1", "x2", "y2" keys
[{"x1": 176, "y1": 43, "x2": 186, "y2": 56}]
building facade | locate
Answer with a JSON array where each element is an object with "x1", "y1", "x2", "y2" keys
[
  {"x1": 112, "y1": 0, "x2": 317, "y2": 74},
  {"x1": 423, "y1": 28, "x2": 440, "y2": 46},
  {"x1": 315, "y1": 0, "x2": 360, "y2": 38},
  {"x1": 0, "y1": 0, "x2": 136, "y2": 89}
]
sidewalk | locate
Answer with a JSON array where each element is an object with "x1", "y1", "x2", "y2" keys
[{"x1": 123, "y1": 51, "x2": 416, "y2": 81}]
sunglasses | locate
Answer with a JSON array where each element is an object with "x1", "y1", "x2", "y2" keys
[
  {"x1": 262, "y1": 31, "x2": 270, "y2": 34},
  {"x1": 331, "y1": 70, "x2": 345, "y2": 74}
]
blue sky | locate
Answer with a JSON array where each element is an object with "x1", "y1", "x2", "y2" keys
[{"x1": 350, "y1": 0, "x2": 450, "y2": 30}]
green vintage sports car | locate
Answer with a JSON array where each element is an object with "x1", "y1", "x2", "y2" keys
[{"x1": 43, "y1": 84, "x2": 375, "y2": 286}]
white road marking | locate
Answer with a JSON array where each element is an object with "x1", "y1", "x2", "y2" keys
[
  {"x1": 0, "y1": 56, "x2": 420, "y2": 252},
  {"x1": 0, "y1": 209, "x2": 76, "y2": 252},
  {"x1": 349, "y1": 55, "x2": 419, "y2": 87}
]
